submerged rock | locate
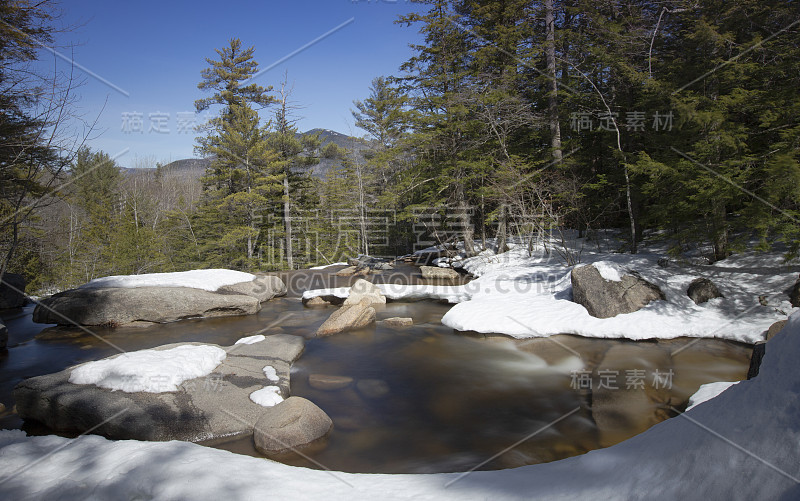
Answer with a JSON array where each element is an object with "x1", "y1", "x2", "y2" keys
[
  {"x1": 253, "y1": 397, "x2": 333, "y2": 454},
  {"x1": 308, "y1": 374, "x2": 353, "y2": 391},
  {"x1": 686, "y1": 278, "x2": 724, "y2": 304},
  {"x1": 356, "y1": 379, "x2": 390, "y2": 399},
  {"x1": 32, "y1": 286, "x2": 263, "y2": 327},
  {"x1": 0, "y1": 273, "x2": 26, "y2": 309},
  {"x1": 571, "y1": 264, "x2": 665, "y2": 319},
  {"x1": 0, "y1": 320, "x2": 6, "y2": 350},
  {"x1": 420, "y1": 266, "x2": 460, "y2": 280},
  {"x1": 13, "y1": 335, "x2": 305, "y2": 442}
]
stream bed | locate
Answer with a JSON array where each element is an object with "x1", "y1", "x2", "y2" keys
[{"x1": 0, "y1": 266, "x2": 752, "y2": 474}]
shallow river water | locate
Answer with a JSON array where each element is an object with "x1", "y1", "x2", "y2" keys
[{"x1": 0, "y1": 265, "x2": 752, "y2": 474}]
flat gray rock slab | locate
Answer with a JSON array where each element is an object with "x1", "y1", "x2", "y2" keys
[
  {"x1": 13, "y1": 334, "x2": 305, "y2": 442},
  {"x1": 32, "y1": 286, "x2": 262, "y2": 326},
  {"x1": 218, "y1": 275, "x2": 287, "y2": 302}
]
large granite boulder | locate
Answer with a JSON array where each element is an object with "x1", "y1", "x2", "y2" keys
[
  {"x1": 420, "y1": 266, "x2": 460, "y2": 280},
  {"x1": 253, "y1": 396, "x2": 333, "y2": 454},
  {"x1": 686, "y1": 278, "x2": 724, "y2": 304},
  {"x1": 32, "y1": 287, "x2": 261, "y2": 326},
  {"x1": 571, "y1": 264, "x2": 665, "y2": 319},
  {"x1": 13, "y1": 335, "x2": 305, "y2": 442},
  {"x1": 316, "y1": 297, "x2": 376, "y2": 337},
  {"x1": 0, "y1": 320, "x2": 7, "y2": 350},
  {"x1": 766, "y1": 319, "x2": 787, "y2": 341},
  {"x1": 343, "y1": 279, "x2": 385, "y2": 307},
  {"x1": 0, "y1": 272, "x2": 26, "y2": 309},
  {"x1": 217, "y1": 274, "x2": 287, "y2": 302}
]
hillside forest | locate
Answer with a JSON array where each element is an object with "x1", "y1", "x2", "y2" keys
[{"x1": 1, "y1": 0, "x2": 799, "y2": 293}]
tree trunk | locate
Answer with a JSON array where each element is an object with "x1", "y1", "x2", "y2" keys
[
  {"x1": 283, "y1": 173, "x2": 293, "y2": 269},
  {"x1": 457, "y1": 184, "x2": 475, "y2": 257},
  {"x1": 623, "y1": 161, "x2": 637, "y2": 254},
  {"x1": 545, "y1": 0, "x2": 562, "y2": 163},
  {"x1": 496, "y1": 204, "x2": 508, "y2": 254}
]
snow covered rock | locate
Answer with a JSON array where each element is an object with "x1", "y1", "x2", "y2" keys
[
  {"x1": 0, "y1": 272, "x2": 26, "y2": 309},
  {"x1": 253, "y1": 397, "x2": 333, "y2": 454},
  {"x1": 32, "y1": 286, "x2": 261, "y2": 326},
  {"x1": 571, "y1": 264, "x2": 665, "y2": 319},
  {"x1": 420, "y1": 265, "x2": 460, "y2": 280},
  {"x1": 316, "y1": 297, "x2": 376, "y2": 337},
  {"x1": 31, "y1": 270, "x2": 287, "y2": 327},
  {"x1": 343, "y1": 278, "x2": 385, "y2": 307},
  {"x1": 13, "y1": 335, "x2": 305, "y2": 442},
  {"x1": 686, "y1": 278, "x2": 724, "y2": 304}
]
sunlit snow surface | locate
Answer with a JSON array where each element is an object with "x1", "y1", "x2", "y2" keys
[
  {"x1": 686, "y1": 381, "x2": 740, "y2": 411},
  {"x1": 68, "y1": 345, "x2": 227, "y2": 393},
  {"x1": 79, "y1": 269, "x2": 255, "y2": 292},
  {"x1": 304, "y1": 244, "x2": 797, "y2": 343},
  {"x1": 234, "y1": 334, "x2": 266, "y2": 345},
  {"x1": 249, "y1": 386, "x2": 283, "y2": 407}
]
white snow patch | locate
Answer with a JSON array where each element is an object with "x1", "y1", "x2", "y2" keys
[
  {"x1": 234, "y1": 334, "x2": 265, "y2": 345},
  {"x1": 263, "y1": 366, "x2": 279, "y2": 382},
  {"x1": 79, "y1": 269, "x2": 255, "y2": 292},
  {"x1": 309, "y1": 262, "x2": 348, "y2": 270},
  {"x1": 592, "y1": 261, "x2": 623, "y2": 281},
  {"x1": 686, "y1": 381, "x2": 740, "y2": 411},
  {"x1": 68, "y1": 345, "x2": 226, "y2": 393},
  {"x1": 249, "y1": 386, "x2": 283, "y2": 407}
]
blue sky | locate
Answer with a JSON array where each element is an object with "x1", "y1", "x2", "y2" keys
[{"x1": 43, "y1": 0, "x2": 424, "y2": 168}]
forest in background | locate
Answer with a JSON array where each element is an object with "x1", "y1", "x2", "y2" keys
[{"x1": 2, "y1": 0, "x2": 799, "y2": 294}]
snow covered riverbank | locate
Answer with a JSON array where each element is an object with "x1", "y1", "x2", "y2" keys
[
  {"x1": 305, "y1": 243, "x2": 797, "y2": 343},
  {"x1": 1, "y1": 311, "x2": 798, "y2": 500}
]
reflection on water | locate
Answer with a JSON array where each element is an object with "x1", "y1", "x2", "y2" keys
[{"x1": 0, "y1": 264, "x2": 752, "y2": 473}]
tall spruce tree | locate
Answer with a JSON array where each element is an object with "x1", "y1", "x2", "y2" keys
[{"x1": 194, "y1": 39, "x2": 278, "y2": 267}]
